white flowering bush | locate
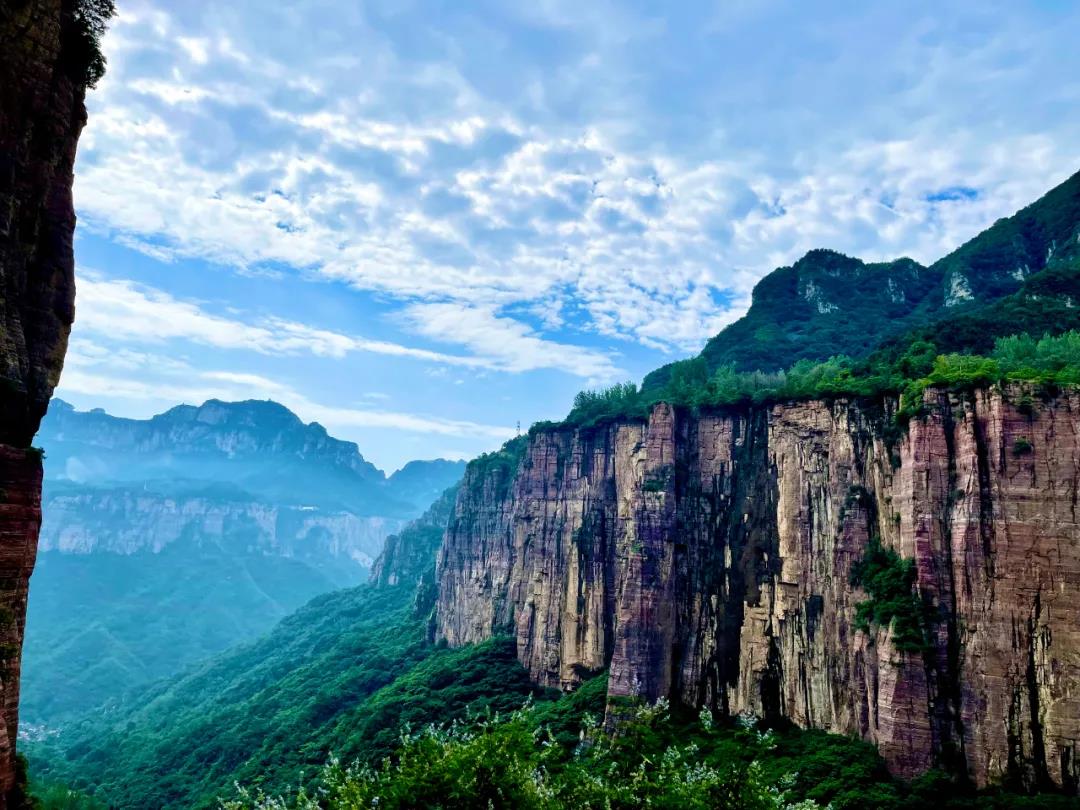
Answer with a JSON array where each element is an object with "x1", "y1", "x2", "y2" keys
[{"x1": 223, "y1": 700, "x2": 823, "y2": 810}]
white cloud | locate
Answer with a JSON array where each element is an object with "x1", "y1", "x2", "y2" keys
[
  {"x1": 401, "y1": 302, "x2": 621, "y2": 380},
  {"x1": 76, "y1": 0, "x2": 1080, "y2": 363},
  {"x1": 75, "y1": 273, "x2": 615, "y2": 376}
]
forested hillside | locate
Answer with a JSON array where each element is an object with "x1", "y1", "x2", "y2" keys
[{"x1": 22, "y1": 400, "x2": 464, "y2": 724}]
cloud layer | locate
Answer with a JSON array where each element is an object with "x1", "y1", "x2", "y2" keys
[{"x1": 61, "y1": 0, "x2": 1080, "y2": 468}]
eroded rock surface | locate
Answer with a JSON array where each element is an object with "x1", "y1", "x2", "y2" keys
[
  {"x1": 436, "y1": 389, "x2": 1080, "y2": 791},
  {"x1": 0, "y1": 0, "x2": 89, "y2": 798}
]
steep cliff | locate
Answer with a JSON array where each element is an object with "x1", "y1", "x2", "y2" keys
[
  {"x1": 436, "y1": 386, "x2": 1080, "y2": 792},
  {"x1": 0, "y1": 0, "x2": 98, "y2": 799}
]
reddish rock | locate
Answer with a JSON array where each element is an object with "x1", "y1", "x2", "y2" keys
[
  {"x1": 435, "y1": 388, "x2": 1080, "y2": 791},
  {"x1": 1, "y1": 0, "x2": 90, "y2": 799},
  {"x1": 0, "y1": 449, "x2": 41, "y2": 794}
]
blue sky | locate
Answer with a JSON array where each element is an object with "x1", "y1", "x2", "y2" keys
[{"x1": 61, "y1": 0, "x2": 1080, "y2": 471}]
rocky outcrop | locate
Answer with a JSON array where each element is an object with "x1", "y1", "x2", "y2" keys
[
  {"x1": 436, "y1": 387, "x2": 1080, "y2": 792},
  {"x1": 371, "y1": 486, "x2": 458, "y2": 589},
  {"x1": 0, "y1": 0, "x2": 93, "y2": 799}
]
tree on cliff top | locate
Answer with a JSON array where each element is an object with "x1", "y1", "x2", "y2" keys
[{"x1": 63, "y1": 0, "x2": 116, "y2": 88}]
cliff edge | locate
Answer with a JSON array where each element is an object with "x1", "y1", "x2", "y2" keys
[{"x1": 0, "y1": 0, "x2": 95, "y2": 799}]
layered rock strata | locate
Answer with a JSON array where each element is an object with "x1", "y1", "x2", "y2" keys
[
  {"x1": 0, "y1": 0, "x2": 90, "y2": 798},
  {"x1": 436, "y1": 388, "x2": 1080, "y2": 791},
  {"x1": 39, "y1": 490, "x2": 399, "y2": 569}
]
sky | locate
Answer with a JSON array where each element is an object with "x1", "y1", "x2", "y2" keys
[{"x1": 60, "y1": 0, "x2": 1080, "y2": 471}]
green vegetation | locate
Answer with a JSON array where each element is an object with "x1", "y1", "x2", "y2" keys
[
  {"x1": 466, "y1": 435, "x2": 528, "y2": 496},
  {"x1": 849, "y1": 537, "x2": 928, "y2": 653},
  {"x1": 566, "y1": 382, "x2": 649, "y2": 428},
  {"x1": 64, "y1": 1, "x2": 116, "y2": 88},
  {"x1": 220, "y1": 697, "x2": 1080, "y2": 810},
  {"x1": 26, "y1": 584, "x2": 545, "y2": 809},
  {"x1": 22, "y1": 546, "x2": 360, "y2": 724},
  {"x1": 223, "y1": 703, "x2": 821, "y2": 810},
  {"x1": 558, "y1": 330, "x2": 1080, "y2": 432}
]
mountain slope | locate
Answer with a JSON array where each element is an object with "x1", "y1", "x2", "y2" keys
[
  {"x1": 21, "y1": 400, "x2": 465, "y2": 724},
  {"x1": 26, "y1": 492, "x2": 547, "y2": 809},
  {"x1": 646, "y1": 169, "x2": 1080, "y2": 388},
  {"x1": 22, "y1": 547, "x2": 343, "y2": 728}
]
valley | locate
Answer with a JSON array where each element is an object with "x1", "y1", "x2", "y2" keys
[{"x1": 21, "y1": 399, "x2": 463, "y2": 724}]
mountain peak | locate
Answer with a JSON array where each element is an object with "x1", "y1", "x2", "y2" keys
[
  {"x1": 644, "y1": 168, "x2": 1080, "y2": 389},
  {"x1": 156, "y1": 399, "x2": 304, "y2": 429}
]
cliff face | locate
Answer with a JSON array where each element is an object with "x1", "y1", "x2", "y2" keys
[
  {"x1": 371, "y1": 486, "x2": 457, "y2": 589},
  {"x1": 0, "y1": 0, "x2": 89, "y2": 798},
  {"x1": 0, "y1": 1, "x2": 82, "y2": 446},
  {"x1": 39, "y1": 487, "x2": 399, "y2": 568},
  {"x1": 436, "y1": 387, "x2": 1080, "y2": 792}
]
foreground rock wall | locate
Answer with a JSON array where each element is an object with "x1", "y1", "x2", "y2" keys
[
  {"x1": 436, "y1": 388, "x2": 1080, "y2": 791},
  {"x1": 0, "y1": 0, "x2": 88, "y2": 798}
]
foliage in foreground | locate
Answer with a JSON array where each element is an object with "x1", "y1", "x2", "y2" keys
[
  {"x1": 32, "y1": 580, "x2": 1080, "y2": 810},
  {"x1": 223, "y1": 703, "x2": 820, "y2": 810},
  {"x1": 222, "y1": 699, "x2": 1080, "y2": 810}
]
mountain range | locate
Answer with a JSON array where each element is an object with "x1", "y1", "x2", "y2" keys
[{"x1": 21, "y1": 399, "x2": 465, "y2": 725}]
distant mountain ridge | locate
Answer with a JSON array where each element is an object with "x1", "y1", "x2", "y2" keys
[
  {"x1": 22, "y1": 398, "x2": 466, "y2": 725},
  {"x1": 40, "y1": 399, "x2": 463, "y2": 516},
  {"x1": 646, "y1": 169, "x2": 1080, "y2": 387}
]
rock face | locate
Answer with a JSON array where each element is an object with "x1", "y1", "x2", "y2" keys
[
  {"x1": 0, "y1": 0, "x2": 90, "y2": 798},
  {"x1": 0, "y1": 1, "x2": 82, "y2": 447},
  {"x1": 38, "y1": 488, "x2": 399, "y2": 568},
  {"x1": 371, "y1": 486, "x2": 457, "y2": 590},
  {"x1": 436, "y1": 388, "x2": 1080, "y2": 791}
]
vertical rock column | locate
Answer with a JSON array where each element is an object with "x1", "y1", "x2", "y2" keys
[
  {"x1": 0, "y1": 450, "x2": 41, "y2": 792},
  {"x1": 607, "y1": 404, "x2": 679, "y2": 707},
  {"x1": 1, "y1": 0, "x2": 88, "y2": 798}
]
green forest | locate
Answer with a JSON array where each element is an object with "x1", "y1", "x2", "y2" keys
[{"x1": 28, "y1": 580, "x2": 1080, "y2": 810}]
